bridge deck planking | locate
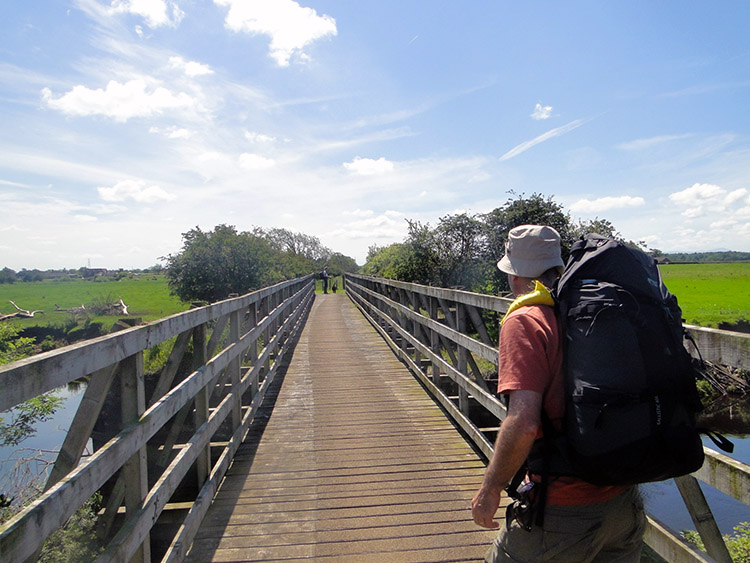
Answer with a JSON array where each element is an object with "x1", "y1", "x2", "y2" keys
[{"x1": 187, "y1": 293, "x2": 501, "y2": 562}]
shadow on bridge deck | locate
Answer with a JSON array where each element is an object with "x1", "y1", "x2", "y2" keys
[{"x1": 186, "y1": 293, "x2": 500, "y2": 562}]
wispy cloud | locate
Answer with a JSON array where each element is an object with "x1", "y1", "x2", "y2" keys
[
  {"x1": 659, "y1": 81, "x2": 750, "y2": 98},
  {"x1": 108, "y1": 0, "x2": 185, "y2": 29},
  {"x1": 617, "y1": 134, "x2": 693, "y2": 151},
  {"x1": 499, "y1": 119, "x2": 586, "y2": 161}
]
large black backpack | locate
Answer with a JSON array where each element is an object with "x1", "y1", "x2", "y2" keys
[{"x1": 528, "y1": 233, "x2": 732, "y2": 486}]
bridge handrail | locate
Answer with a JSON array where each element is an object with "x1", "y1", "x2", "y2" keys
[
  {"x1": 345, "y1": 272, "x2": 749, "y2": 563},
  {"x1": 0, "y1": 275, "x2": 315, "y2": 562}
]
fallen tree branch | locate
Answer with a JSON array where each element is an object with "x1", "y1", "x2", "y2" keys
[
  {"x1": 54, "y1": 304, "x2": 86, "y2": 316},
  {"x1": 0, "y1": 301, "x2": 44, "y2": 321}
]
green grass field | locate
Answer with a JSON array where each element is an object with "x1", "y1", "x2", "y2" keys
[
  {"x1": 0, "y1": 276, "x2": 187, "y2": 331},
  {"x1": 659, "y1": 262, "x2": 750, "y2": 328},
  {"x1": 1, "y1": 265, "x2": 747, "y2": 332}
]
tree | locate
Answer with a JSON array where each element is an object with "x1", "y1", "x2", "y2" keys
[
  {"x1": 163, "y1": 225, "x2": 278, "y2": 303},
  {"x1": 362, "y1": 243, "x2": 414, "y2": 279},
  {"x1": 0, "y1": 268, "x2": 16, "y2": 284},
  {"x1": 263, "y1": 228, "x2": 331, "y2": 261},
  {"x1": 432, "y1": 213, "x2": 484, "y2": 289},
  {"x1": 481, "y1": 192, "x2": 572, "y2": 294},
  {"x1": 326, "y1": 252, "x2": 359, "y2": 275}
]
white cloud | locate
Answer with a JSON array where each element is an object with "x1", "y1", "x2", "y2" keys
[
  {"x1": 669, "y1": 183, "x2": 750, "y2": 219},
  {"x1": 214, "y1": 0, "x2": 337, "y2": 66},
  {"x1": 98, "y1": 179, "x2": 176, "y2": 202},
  {"x1": 109, "y1": 0, "x2": 185, "y2": 29},
  {"x1": 149, "y1": 126, "x2": 192, "y2": 139},
  {"x1": 245, "y1": 131, "x2": 277, "y2": 143},
  {"x1": 670, "y1": 183, "x2": 728, "y2": 206},
  {"x1": 343, "y1": 156, "x2": 394, "y2": 176},
  {"x1": 344, "y1": 209, "x2": 374, "y2": 217},
  {"x1": 42, "y1": 79, "x2": 196, "y2": 122},
  {"x1": 327, "y1": 210, "x2": 405, "y2": 241},
  {"x1": 531, "y1": 103, "x2": 552, "y2": 120},
  {"x1": 500, "y1": 119, "x2": 586, "y2": 161},
  {"x1": 239, "y1": 153, "x2": 275, "y2": 169},
  {"x1": 570, "y1": 195, "x2": 645, "y2": 213},
  {"x1": 168, "y1": 56, "x2": 213, "y2": 77},
  {"x1": 74, "y1": 214, "x2": 99, "y2": 223}
]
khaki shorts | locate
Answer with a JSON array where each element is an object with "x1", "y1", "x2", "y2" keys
[{"x1": 485, "y1": 486, "x2": 646, "y2": 563}]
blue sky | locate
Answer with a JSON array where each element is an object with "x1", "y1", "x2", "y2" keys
[{"x1": 2, "y1": 1, "x2": 750, "y2": 270}]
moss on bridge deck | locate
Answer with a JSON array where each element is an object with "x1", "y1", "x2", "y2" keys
[{"x1": 186, "y1": 293, "x2": 500, "y2": 562}]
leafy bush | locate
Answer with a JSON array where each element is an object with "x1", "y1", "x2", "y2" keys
[
  {"x1": 38, "y1": 493, "x2": 104, "y2": 562},
  {"x1": 683, "y1": 522, "x2": 750, "y2": 562}
]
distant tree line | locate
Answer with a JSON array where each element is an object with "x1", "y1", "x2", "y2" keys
[
  {"x1": 0, "y1": 265, "x2": 164, "y2": 284},
  {"x1": 162, "y1": 225, "x2": 358, "y2": 302},
  {"x1": 362, "y1": 192, "x2": 659, "y2": 295},
  {"x1": 662, "y1": 251, "x2": 750, "y2": 263}
]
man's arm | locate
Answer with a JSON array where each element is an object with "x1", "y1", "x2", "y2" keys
[{"x1": 471, "y1": 389, "x2": 542, "y2": 529}]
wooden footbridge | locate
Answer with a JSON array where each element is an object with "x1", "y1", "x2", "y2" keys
[{"x1": 1, "y1": 274, "x2": 749, "y2": 562}]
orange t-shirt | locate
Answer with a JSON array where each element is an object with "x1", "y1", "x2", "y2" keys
[{"x1": 498, "y1": 305, "x2": 625, "y2": 505}]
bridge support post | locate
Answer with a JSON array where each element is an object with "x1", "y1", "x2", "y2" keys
[
  {"x1": 675, "y1": 475, "x2": 733, "y2": 563},
  {"x1": 457, "y1": 303, "x2": 469, "y2": 415},
  {"x1": 193, "y1": 324, "x2": 211, "y2": 487},
  {"x1": 246, "y1": 302, "x2": 259, "y2": 397},
  {"x1": 121, "y1": 351, "x2": 151, "y2": 563},
  {"x1": 230, "y1": 309, "x2": 242, "y2": 430},
  {"x1": 429, "y1": 298, "x2": 440, "y2": 382}
]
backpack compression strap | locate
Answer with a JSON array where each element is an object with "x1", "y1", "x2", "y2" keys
[{"x1": 500, "y1": 281, "x2": 554, "y2": 326}]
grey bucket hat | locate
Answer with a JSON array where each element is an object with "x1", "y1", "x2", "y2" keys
[{"x1": 497, "y1": 225, "x2": 564, "y2": 278}]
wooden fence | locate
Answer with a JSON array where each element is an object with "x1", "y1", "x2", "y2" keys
[
  {"x1": 345, "y1": 272, "x2": 750, "y2": 563},
  {"x1": 0, "y1": 275, "x2": 315, "y2": 562}
]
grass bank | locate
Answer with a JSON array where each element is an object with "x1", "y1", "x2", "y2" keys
[
  {"x1": 0, "y1": 276, "x2": 187, "y2": 332},
  {"x1": 659, "y1": 262, "x2": 750, "y2": 328}
]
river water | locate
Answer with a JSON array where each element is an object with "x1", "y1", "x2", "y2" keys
[
  {"x1": 643, "y1": 395, "x2": 750, "y2": 535},
  {"x1": 0, "y1": 385, "x2": 87, "y2": 498}
]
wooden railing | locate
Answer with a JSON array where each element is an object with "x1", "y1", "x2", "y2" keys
[
  {"x1": 0, "y1": 275, "x2": 315, "y2": 562},
  {"x1": 345, "y1": 273, "x2": 750, "y2": 563}
]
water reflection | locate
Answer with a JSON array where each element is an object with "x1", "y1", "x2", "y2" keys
[{"x1": 0, "y1": 385, "x2": 87, "y2": 500}]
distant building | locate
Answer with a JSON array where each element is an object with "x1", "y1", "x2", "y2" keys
[{"x1": 81, "y1": 267, "x2": 108, "y2": 278}]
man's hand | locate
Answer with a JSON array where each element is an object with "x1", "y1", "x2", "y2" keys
[{"x1": 471, "y1": 485, "x2": 502, "y2": 529}]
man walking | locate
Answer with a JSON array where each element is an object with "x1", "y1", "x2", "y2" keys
[
  {"x1": 321, "y1": 265, "x2": 330, "y2": 294},
  {"x1": 471, "y1": 225, "x2": 645, "y2": 562}
]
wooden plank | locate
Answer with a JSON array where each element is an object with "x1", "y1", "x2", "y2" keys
[{"x1": 185, "y1": 294, "x2": 498, "y2": 562}]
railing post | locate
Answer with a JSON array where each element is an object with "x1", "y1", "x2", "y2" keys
[
  {"x1": 457, "y1": 303, "x2": 469, "y2": 415},
  {"x1": 193, "y1": 322, "x2": 211, "y2": 487},
  {"x1": 246, "y1": 302, "x2": 259, "y2": 397},
  {"x1": 430, "y1": 297, "x2": 441, "y2": 383},
  {"x1": 121, "y1": 350, "x2": 151, "y2": 563},
  {"x1": 230, "y1": 308, "x2": 242, "y2": 431}
]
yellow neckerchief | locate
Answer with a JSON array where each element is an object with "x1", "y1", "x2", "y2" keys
[{"x1": 500, "y1": 280, "x2": 554, "y2": 326}]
